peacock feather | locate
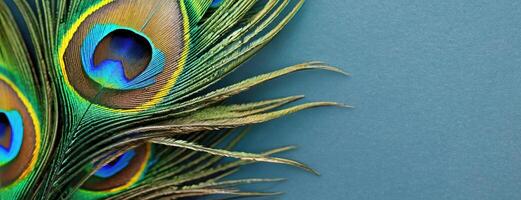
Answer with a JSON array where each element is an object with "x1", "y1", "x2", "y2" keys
[{"x1": 0, "y1": 0, "x2": 348, "y2": 199}]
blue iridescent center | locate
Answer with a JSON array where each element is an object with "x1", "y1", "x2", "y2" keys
[
  {"x1": 94, "y1": 149, "x2": 136, "y2": 178},
  {"x1": 81, "y1": 24, "x2": 165, "y2": 90},
  {"x1": 0, "y1": 110, "x2": 23, "y2": 166}
]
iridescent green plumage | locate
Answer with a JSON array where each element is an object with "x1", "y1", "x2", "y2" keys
[{"x1": 0, "y1": 0, "x2": 348, "y2": 199}]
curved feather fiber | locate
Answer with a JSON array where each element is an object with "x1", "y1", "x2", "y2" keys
[{"x1": 0, "y1": 0, "x2": 349, "y2": 199}]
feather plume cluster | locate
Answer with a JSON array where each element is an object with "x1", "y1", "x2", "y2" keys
[{"x1": 0, "y1": 0, "x2": 347, "y2": 199}]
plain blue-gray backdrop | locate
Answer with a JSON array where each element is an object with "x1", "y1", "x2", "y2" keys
[{"x1": 221, "y1": 0, "x2": 521, "y2": 200}]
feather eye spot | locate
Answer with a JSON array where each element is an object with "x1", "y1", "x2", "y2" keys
[
  {"x1": 60, "y1": 0, "x2": 188, "y2": 109},
  {"x1": 81, "y1": 144, "x2": 151, "y2": 193}
]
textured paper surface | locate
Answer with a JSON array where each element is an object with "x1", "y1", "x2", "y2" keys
[{"x1": 233, "y1": 0, "x2": 521, "y2": 199}]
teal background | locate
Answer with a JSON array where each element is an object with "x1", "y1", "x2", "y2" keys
[{"x1": 226, "y1": 1, "x2": 521, "y2": 199}]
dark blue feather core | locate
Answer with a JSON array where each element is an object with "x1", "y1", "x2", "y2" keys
[
  {"x1": 108, "y1": 32, "x2": 150, "y2": 61},
  {"x1": 81, "y1": 24, "x2": 165, "y2": 90},
  {"x1": 94, "y1": 149, "x2": 136, "y2": 178}
]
